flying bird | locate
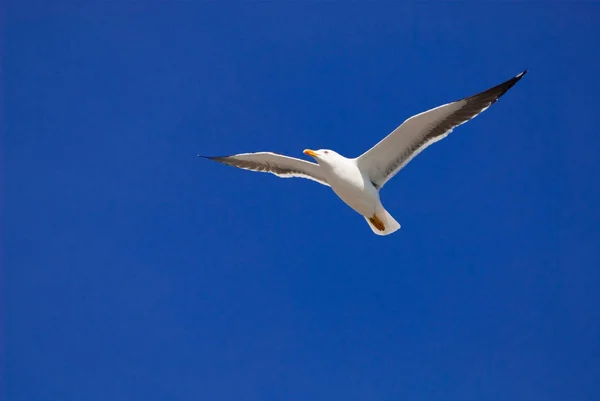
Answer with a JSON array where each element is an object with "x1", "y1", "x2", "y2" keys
[{"x1": 200, "y1": 70, "x2": 527, "y2": 236}]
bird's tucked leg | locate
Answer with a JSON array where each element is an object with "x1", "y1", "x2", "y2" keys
[{"x1": 369, "y1": 215, "x2": 385, "y2": 231}]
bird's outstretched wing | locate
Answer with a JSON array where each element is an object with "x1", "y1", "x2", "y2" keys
[
  {"x1": 199, "y1": 152, "x2": 329, "y2": 186},
  {"x1": 358, "y1": 70, "x2": 527, "y2": 190}
]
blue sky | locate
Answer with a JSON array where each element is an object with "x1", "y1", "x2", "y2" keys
[{"x1": 5, "y1": 2, "x2": 600, "y2": 401}]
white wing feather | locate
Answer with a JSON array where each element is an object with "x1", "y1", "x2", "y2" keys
[
  {"x1": 201, "y1": 152, "x2": 329, "y2": 186},
  {"x1": 358, "y1": 71, "x2": 527, "y2": 189}
]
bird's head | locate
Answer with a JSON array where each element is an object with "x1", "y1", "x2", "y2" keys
[{"x1": 303, "y1": 149, "x2": 341, "y2": 165}]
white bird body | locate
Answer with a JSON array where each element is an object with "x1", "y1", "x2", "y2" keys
[
  {"x1": 328, "y1": 161, "x2": 377, "y2": 218},
  {"x1": 317, "y1": 153, "x2": 374, "y2": 215},
  {"x1": 313, "y1": 152, "x2": 400, "y2": 235},
  {"x1": 201, "y1": 71, "x2": 527, "y2": 236}
]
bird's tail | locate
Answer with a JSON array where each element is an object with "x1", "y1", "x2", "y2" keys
[{"x1": 364, "y1": 205, "x2": 401, "y2": 236}]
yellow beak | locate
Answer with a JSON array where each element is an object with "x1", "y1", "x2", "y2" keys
[{"x1": 303, "y1": 149, "x2": 318, "y2": 158}]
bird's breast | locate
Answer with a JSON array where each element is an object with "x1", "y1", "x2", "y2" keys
[{"x1": 326, "y1": 162, "x2": 379, "y2": 216}]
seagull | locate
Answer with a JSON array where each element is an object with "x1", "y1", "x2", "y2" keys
[{"x1": 200, "y1": 70, "x2": 527, "y2": 236}]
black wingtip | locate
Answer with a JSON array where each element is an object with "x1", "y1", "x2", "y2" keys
[
  {"x1": 516, "y1": 70, "x2": 528, "y2": 79},
  {"x1": 197, "y1": 154, "x2": 228, "y2": 162}
]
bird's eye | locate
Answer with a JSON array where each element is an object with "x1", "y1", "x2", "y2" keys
[{"x1": 324, "y1": 151, "x2": 329, "y2": 154}]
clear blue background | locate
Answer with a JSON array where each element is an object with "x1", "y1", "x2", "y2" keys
[{"x1": 5, "y1": 2, "x2": 600, "y2": 401}]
